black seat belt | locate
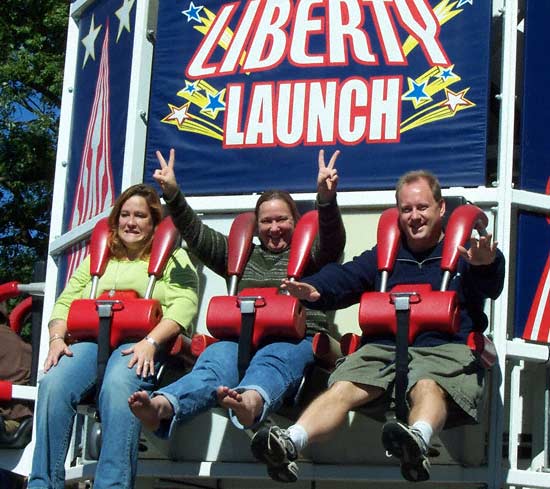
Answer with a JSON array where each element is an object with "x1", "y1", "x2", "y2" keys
[
  {"x1": 237, "y1": 296, "x2": 260, "y2": 381},
  {"x1": 391, "y1": 292, "x2": 416, "y2": 423},
  {"x1": 94, "y1": 300, "x2": 119, "y2": 421}
]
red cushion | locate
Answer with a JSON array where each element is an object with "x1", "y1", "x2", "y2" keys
[
  {"x1": 190, "y1": 334, "x2": 219, "y2": 357},
  {"x1": 358, "y1": 284, "x2": 460, "y2": 344},
  {"x1": 67, "y1": 291, "x2": 162, "y2": 347},
  {"x1": 206, "y1": 287, "x2": 306, "y2": 348},
  {"x1": 9, "y1": 296, "x2": 33, "y2": 334},
  {"x1": 0, "y1": 380, "x2": 13, "y2": 401},
  {"x1": 340, "y1": 332, "x2": 362, "y2": 356}
]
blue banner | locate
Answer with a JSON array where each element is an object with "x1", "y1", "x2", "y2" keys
[
  {"x1": 60, "y1": 0, "x2": 136, "y2": 287},
  {"x1": 519, "y1": 0, "x2": 550, "y2": 194},
  {"x1": 514, "y1": 0, "x2": 550, "y2": 341},
  {"x1": 145, "y1": 0, "x2": 492, "y2": 195}
]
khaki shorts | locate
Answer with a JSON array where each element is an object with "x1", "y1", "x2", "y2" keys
[{"x1": 328, "y1": 342, "x2": 486, "y2": 427}]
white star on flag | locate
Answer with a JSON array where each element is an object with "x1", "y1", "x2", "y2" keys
[
  {"x1": 115, "y1": 0, "x2": 136, "y2": 42},
  {"x1": 81, "y1": 14, "x2": 102, "y2": 68}
]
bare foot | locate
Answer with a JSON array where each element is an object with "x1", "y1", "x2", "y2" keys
[
  {"x1": 128, "y1": 391, "x2": 174, "y2": 432},
  {"x1": 217, "y1": 385, "x2": 263, "y2": 428}
]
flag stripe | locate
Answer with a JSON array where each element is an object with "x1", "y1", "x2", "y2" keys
[
  {"x1": 523, "y1": 253, "x2": 550, "y2": 343},
  {"x1": 65, "y1": 22, "x2": 115, "y2": 282}
]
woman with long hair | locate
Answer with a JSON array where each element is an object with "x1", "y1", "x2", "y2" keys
[
  {"x1": 28, "y1": 184, "x2": 199, "y2": 489},
  {"x1": 129, "y1": 149, "x2": 345, "y2": 439}
]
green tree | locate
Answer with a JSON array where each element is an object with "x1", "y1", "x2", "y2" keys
[{"x1": 0, "y1": 1, "x2": 68, "y2": 284}]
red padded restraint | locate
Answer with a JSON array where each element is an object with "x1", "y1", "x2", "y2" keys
[
  {"x1": 359, "y1": 284, "x2": 460, "y2": 343},
  {"x1": 206, "y1": 287, "x2": 306, "y2": 348},
  {"x1": 340, "y1": 332, "x2": 363, "y2": 356},
  {"x1": 67, "y1": 291, "x2": 163, "y2": 347},
  {"x1": 0, "y1": 380, "x2": 13, "y2": 401},
  {"x1": 227, "y1": 212, "x2": 256, "y2": 278},
  {"x1": 66, "y1": 217, "x2": 177, "y2": 348},
  {"x1": 0, "y1": 281, "x2": 21, "y2": 302},
  {"x1": 376, "y1": 207, "x2": 400, "y2": 275},
  {"x1": 9, "y1": 296, "x2": 33, "y2": 335},
  {"x1": 202, "y1": 210, "x2": 318, "y2": 351},
  {"x1": 89, "y1": 218, "x2": 111, "y2": 277},
  {"x1": 358, "y1": 204, "x2": 487, "y2": 344}
]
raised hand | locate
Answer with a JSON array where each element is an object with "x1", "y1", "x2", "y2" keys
[
  {"x1": 457, "y1": 233, "x2": 498, "y2": 266},
  {"x1": 153, "y1": 148, "x2": 179, "y2": 200},
  {"x1": 317, "y1": 149, "x2": 340, "y2": 203},
  {"x1": 280, "y1": 279, "x2": 320, "y2": 302}
]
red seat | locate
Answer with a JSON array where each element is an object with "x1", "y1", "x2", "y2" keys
[
  {"x1": 312, "y1": 204, "x2": 497, "y2": 369},
  {"x1": 8, "y1": 296, "x2": 33, "y2": 335},
  {"x1": 359, "y1": 284, "x2": 460, "y2": 343},
  {"x1": 206, "y1": 287, "x2": 306, "y2": 348},
  {"x1": 66, "y1": 216, "x2": 185, "y2": 354},
  {"x1": 193, "y1": 210, "x2": 319, "y2": 356}
]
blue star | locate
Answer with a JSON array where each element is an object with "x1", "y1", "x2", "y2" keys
[
  {"x1": 457, "y1": 0, "x2": 473, "y2": 7},
  {"x1": 403, "y1": 79, "x2": 430, "y2": 103},
  {"x1": 182, "y1": 80, "x2": 199, "y2": 95},
  {"x1": 204, "y1": 91, "x2": 225, "y2": 113},
  {"x1": 439, "y1": 67, "x2": 456, "y2": 81},
  {"x1": 182, "y1": 2, "x2": 203, "y2": 22}
]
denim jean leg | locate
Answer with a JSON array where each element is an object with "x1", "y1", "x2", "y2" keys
[
  {"x1": 230, "y1": 337, "x2": 314, "y2": 428},
  {"x1": 93, "y1": 342, "x2": 156, "y2": 489},
  {"x1": 157, "y1": 340, "x2": 240, "y2": 437},
  {"x1": 28, "y1": 342, "x2": 99, "y2": 489}
]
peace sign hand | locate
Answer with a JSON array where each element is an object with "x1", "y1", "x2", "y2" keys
[
  {"x1": 317, "y1": 149, "x2": 340, "y2": 203},
  {"x1": 153, "y1": 148, "x2": 179, "y2": 200}
]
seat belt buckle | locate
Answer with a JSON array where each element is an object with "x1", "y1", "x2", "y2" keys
[{"x1": 389, "y1": 292, "x2": 420, "y2": 311}]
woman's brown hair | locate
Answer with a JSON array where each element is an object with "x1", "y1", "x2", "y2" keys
[
  {"x1": 254, "y1": 190, "x2": 300, "y2": 223},
  {"x1": 107, "y1": 184, "x2": 163, "y2": 260}
]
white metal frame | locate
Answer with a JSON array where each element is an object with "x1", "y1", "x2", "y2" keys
[{"x1": 5, "y1": 1, "x2": 550, "y2": 488}]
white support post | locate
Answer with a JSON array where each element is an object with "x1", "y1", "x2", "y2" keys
[
  {"x1": 121, "y1": 0, "x2": 157, "y2": 189},
  {"x1": 490, "y1": 0, "x2": 520, "y2": 488},
  {"x1": 508, "y1": 360, "x2": 525, "y2": 471},
  {"x1": 42, "y1": 5, "x2": 82, "y2": 373}
]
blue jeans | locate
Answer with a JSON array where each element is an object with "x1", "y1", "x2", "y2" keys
[
  {"x1": 156, "y1": 337, "x2": 314, "y2": 436},
  {"x1": 28, "y1": 342, "x2": 157, "y2": 489}
]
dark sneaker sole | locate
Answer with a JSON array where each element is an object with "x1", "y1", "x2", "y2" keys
[
  {"x1": 251, "y1": 429, "x2": 288, "y2": 466},
  {"x1": 267, "y1": 461, "x2": 299, "y2": 483},
  {"x1": 401, "y1": 459, "x2": 430, "y2": 482},
  {"x1": 251, "y1": 429, "x2": 299, "y2": 483},
  {"x1": 382, "y1": 422, "x2": 430, "y2": 482}
]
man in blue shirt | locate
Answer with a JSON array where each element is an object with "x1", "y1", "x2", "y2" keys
[{"x1": 251, "y1": 170, "x2": 505, "y2": 483}]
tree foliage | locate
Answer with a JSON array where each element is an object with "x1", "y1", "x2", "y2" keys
[{"x1": 0, "y1": 1, "x2": 68, "y2": 284}]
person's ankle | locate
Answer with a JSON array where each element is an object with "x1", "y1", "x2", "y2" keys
[{"x1": 156, "y1": 397, "x2": 175, "y2": 420}]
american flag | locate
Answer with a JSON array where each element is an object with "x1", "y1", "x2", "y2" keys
[
  {"x1": 521, "y1": 177, "x2": 550, "y2": 344},
  {"x1": 66, "y1": 22, "x2": 115, "y2": 281},
  {"x1": 523, "y1": 253, "x2": 550, "y2": 343}
]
